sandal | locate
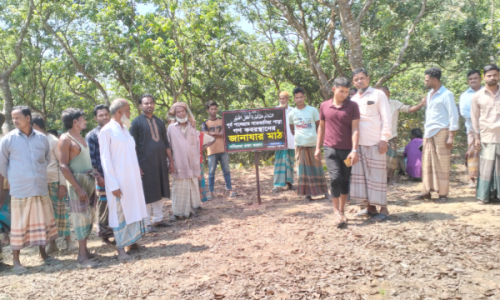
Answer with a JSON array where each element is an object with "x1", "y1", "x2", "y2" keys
[
  {"x1": 333, "y1": 213, "x2": 346, "y2": 228},
  {"x1": 272, "y1": 187, "x2": 281, "y2": 194},
  {"x1": 152, "y1": 221, "x2": 173, "y2": 227},
  {"x1": 355, "y1": 209, "x2": 378, "y2": 218},
  {"x1": 371, "y1": 213, "x2": 390, "y2": 222},
  {"x1": 414, "y1": 194, "x2": 431, "y2": 200}
]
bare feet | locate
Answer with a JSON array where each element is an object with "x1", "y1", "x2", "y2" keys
[
  {"x1": 117, "y1": 249, "x2": 132, "y2": 261},
  {"x1": 46, "y1": 240, "x2": 59, "y2": 254},
  {"x1": 13, "y1": 264, "x2": 28, "y2": 274},
  {"x1": 78, "y1": 258, "x2": 99, "y2": 268}
]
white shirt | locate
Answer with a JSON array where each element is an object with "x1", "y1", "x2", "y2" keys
[
  {"x1": 277, "y1": 105, "x2": 295, "y2": 149},
  {"x1": 389, "y1": 99, "x2": 411, "y2": 139},
  {"x1": 99, "y1": 120, "x2": 148, "y2": 227}
]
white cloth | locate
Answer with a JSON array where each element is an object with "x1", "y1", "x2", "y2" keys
[
  {"x1": 99, "y1": 119, "x2": 148, "y2": 227},
  {"x1": 277, "y1": 105, "x2": 295, "y2": 149},
  {"x1": 144, "y1": 199, "x2": 164, "y2": 225},
  {"x1": 46, "y1": 134, "x2": 66, "y2": 185},
  {"x1": 389, "y1": 99, "x2": 411, "y2": 139}
]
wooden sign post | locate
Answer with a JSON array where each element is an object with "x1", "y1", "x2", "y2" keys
[{"x1": 254, "y1": 151, "x2": 261, "y2": 205}]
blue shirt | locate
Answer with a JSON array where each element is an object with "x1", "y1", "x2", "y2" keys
[
  {"x1": 459, "y1": 87, "x2": 481, "y2": 134},
  {"x1": 424, "y1": 85, "x2": 460, "y2": 138},
  {"x1": 0, "y1": 128, "x2": 50, "y2": 198},
  {"x1": 85, "y1": 126, "x2": 103, "y2": 177}
]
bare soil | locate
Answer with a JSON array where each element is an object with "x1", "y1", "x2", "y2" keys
[{"x1": 1, "y1": 154, "x2": 500, "y2": 299}]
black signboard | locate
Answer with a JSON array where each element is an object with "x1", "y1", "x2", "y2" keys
[{"x1": 222, "y1": 108, "x2": 287, "y2": 153}]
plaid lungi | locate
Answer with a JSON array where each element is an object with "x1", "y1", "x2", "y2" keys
[
  {"x1": 351, "y1": 144, "x2": 387, "y2": 207},
  {"x1": 112, "y1": 197, "x2": 145, "y2": 249},
  {"x1": 67, "y1": 171, "x2": 96, "y2": 240},
  {"x1": 296, "y1": 146, "x2": 328, "y2": 197},
  {"x1": 48, "y1": 182, "x2": 70, "y2": 237},
  {"x1": 172, "y1": 178, "x2": 201, "y2": 217},
  {"x1": 199, "y1": 163, "x2": 208, "y2": 203},
  {"x1": 10, "y1": 195, "x2": 58, "y2": 250},
  {"x1": 386, "y1": 137, "x2": 398, "y2": 179},
  {"x1": 476, "y1": 143, "x2": 500, "y2": 202},
  {"x1": 422, "y1": 129, "x2": 450, "y2": 196},
  {"x1": 96, "y1": 184, "x2": 113, "y2": 238},
  {"x1": 466, "y1": 133, "x2": 479, "y2": 179},
  {"x1": 274, "y1": 149, "x2": 295, "y2": 187}
]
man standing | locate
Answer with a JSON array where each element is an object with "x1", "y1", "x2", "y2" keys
[
  {"x1": 58, "y1": 108, "x2": 98, "y2": 268},
  {"x1": 350, "y1": 68, "x2": 392, "y2": 221},
  {"x1": 471, "y1": 64, "x2": 500, "y2": 204},
  {"x1": 99, "y1": 99, "x2": 149, "y2": 261},
  {"x1": 85, "y1": 105, "x2": 114, "y2": 245},
  {"x1": 167, "y1": 102, "x2": 202, "y2": 218},
  {"x1": 0, "y1": 106, "x2": 58, "y2": 272},
  {"x1": 415, "y1": 68, "x2": 459, "y2": 202},
  {"x1": 130, "y1": 94, "x2": 173, "y2": 230},
  {"x1": 316, "y1": 78, "x2": 360, "y2": 227},
  {"x1": 272, "y1": 91, "x2": 295, "y2": 193},
  {"x1": 289, "y1": 87, "x2": 330, "y2": 202},
  {"x1": 31, "y1": 115, "x2": 75, "y2": 252},
  {"x1": 460, "y1": 70, "x2": 482, "y2": 187},
  {"x1": 202, "y1": 100, "x2": 238, "y2": 200},
  {"x1": 378, "y1": 86, "x2": 426, "y2": 185}
]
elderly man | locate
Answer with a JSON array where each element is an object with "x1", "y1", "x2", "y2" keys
[
  {"x1": 272, "y1": 91, "x2": 296, "y2": 193},
  {"x1": 0, "y1": 106, "x2": 58, "y2": 272},
  {"x1": 99, "y1": 99, "x2": 148, "y2": 261},
  {"x1": 350, "y1": 68, "x2": 392, "y2": 222},
  {"x1": 460, "y1": 70, "x2": 482, "y2": 188},
  {"x1": 167, "y1": 102, "x2": 202, "y2": 219},
  {"x1": 415, "y1": 68, "x2": 459, "y2": 202},
  {"x1": 58, "y1": 108, "x2": 98, "y2": 268},
  {"x1": 130, "y1": 94, "x2": 174, "y2": 231},
  {"x1": 85, "y1": 104, "x2": 114, "y2": 245},
  {"x1": 31, "y1": 115, "x2": 74, "y2": 253},
  {"x1": 472, "y1": 64, "x2": 500, "y2": 204},
  {"x1": 378, "y1": 86, "x2": 426, "y2": 185}
]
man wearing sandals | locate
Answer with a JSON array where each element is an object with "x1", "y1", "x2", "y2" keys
[
  {"x1": 0, "y1": 106, "x2": 58, "y2": 272},
  {"x1": 471, "y1": 64, "x2": 500, "y2": 204},
  {"x1": 350, "y1": 68, "x2": 392, "y2": 222},
  {"x1": 415, "y1": 68, "x2": 459, "y2": 203},
  {"x1": 316, "y1": 77, "x2": 360, "y2": 227}
]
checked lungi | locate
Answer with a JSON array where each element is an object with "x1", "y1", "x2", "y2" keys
[
  {"x1": 112, "y1": 198, "x2": 146, "y2": 249},
  {"x1": 48, "y1": 182, "x2": 70, "y2": 237},
  {"x1": 351, "y1": 144, "x2": 387, "y2": 207},
  {"x1": 199, "y1": 163, "x2": 208, "y2": 203},
  {"x1": 422, "y1": 129, "x2": 451, "y2": 196},
  {"x1": 273, "y1": 149, "x2": 295, "y2": 188},
  {"x1": 386, "y1": 137, "x2": 398, "y2": 179},
  {"x1": 10, "y1": 195, "x2": 58, "y2": 250},
  {"x1": 172, "y1": 178, "x2": 201, "y2": 217},
  {"x1": 296, "y1": 147, "x2": 328, "y2": 197},
  {"x1": 476, "y1": 143, "x2": 500, "y2": 202},
  {"x1": 96, "y1": 184, "x2": 113, "y2": 238},
  {"x1": 67, "y1": 171, "x2": 96, "y2": 241},
  {"x1": 466, "y1": 133, "x2": 479, "y2": 179}
]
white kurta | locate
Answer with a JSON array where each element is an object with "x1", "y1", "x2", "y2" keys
[{"x1": 99, "y1": 119, "x2": 148, "y2": 227}]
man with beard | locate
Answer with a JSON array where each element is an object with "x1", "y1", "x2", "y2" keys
[
  {"x1": 472, "y1": 64, "x2": 500, "y2": 204},
  {"x1": 130, "y1": 94, "x2": 174, "y2": 231},
  {"x1": 58, "y1": 108, "x2": 98, "y2": 268},
  {"x1": 85, "y1": 105, "x2": 114, "y2": 245},
  {"x1": 99, "y1": 99, "x2": 148, "y2": 261},
  {"x1": 350, "y1": 68, "x2": 392, "y2": 222},
  {"x1": 460, "y1": 70, "x2": 482, "y2": 188},
  {"x1": 0, "y1": 106, "x2": 58, "y2": 272},
  {"x1": 167, "y1": 102, "x2": 202, "y2": 218},
  {"x1": 415, "y1": 68, "x2": 459, "y2": 202}
]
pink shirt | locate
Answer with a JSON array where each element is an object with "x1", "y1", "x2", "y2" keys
[
  {"x1": 167, "y1": 122, "x2": 201, "y2": 179},
  {"x1": 351, "y1": 87, "x2": 392, "y2": 146}
]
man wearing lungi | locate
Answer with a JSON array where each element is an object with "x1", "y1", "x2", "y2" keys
[
  {"x1": 289, "y1": 87, "x2": 330, "y2": 202},
  {"x1": 167, "y1": 102, "x2": 203, "y2": 218},
  {"x1": 32, "y1": 115, "x2": 75, "y2": 252},
  {"x1": 85, "y1": 104, "x2": 115, "y2": 245},
  {"x1": 130, "y1": 94, "x2": 174, "y2": 231},
  {"x1": 100, "y1": 99, "x2": 149, "y2": 261},
  {"x1": 415, "y1": 68, "x2": 459, "y2": 202},
  {"x1": 350, "y1": 68, "x2": 392, "y2": 222},
  {"x1": 460, "y1": 70, "x2": 482, "y2": 188},
  {"x1": 471, "y1": 64, "x2": 500, "y2": 204},
  {"x1": 58, "y1": 108, "x2": 98, "y2": 268},
  {"x1": 316, "y1": 77, "x2": 360, "y2": 227},
  {"x1": 272, "y1": 91, "x2": 296, "y2": 193},
  {"x1": 378, "y1": 86, "x2": 426, "y2": 185},
  {"x1": 0, "y1": 106, "x2": 59, "y2": 273}
]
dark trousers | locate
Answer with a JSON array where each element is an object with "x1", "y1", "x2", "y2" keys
[{"x1": 324, "y1": 147, "x2": 352, "y2": 198}]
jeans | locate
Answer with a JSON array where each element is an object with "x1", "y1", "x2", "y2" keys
[{"x1": 207, "y1": 152, "x2": 232, "y2": 192}]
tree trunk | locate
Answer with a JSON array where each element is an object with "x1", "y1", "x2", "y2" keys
[
  {"x1": 0, "y1": 75, "x2": 15, "y2": 133},
  {"x1": 336, "y1": 0, "x2": 365, "y2": 70}
]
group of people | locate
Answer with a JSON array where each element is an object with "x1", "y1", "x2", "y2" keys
[
  {"x1": 0, "y1": 96, "x2": 238, "y2": 272},
  {"x1": 272, "y1": 65, "x2": 500, "y2": 226}
]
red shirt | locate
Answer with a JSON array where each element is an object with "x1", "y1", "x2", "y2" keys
[{"x1": 319, "y1": 98, "x2": 360, "y2": 150}]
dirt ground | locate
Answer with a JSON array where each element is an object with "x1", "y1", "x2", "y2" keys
[{"x1": 1, "y1": 154, "x2": 500, "y2": 300}]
